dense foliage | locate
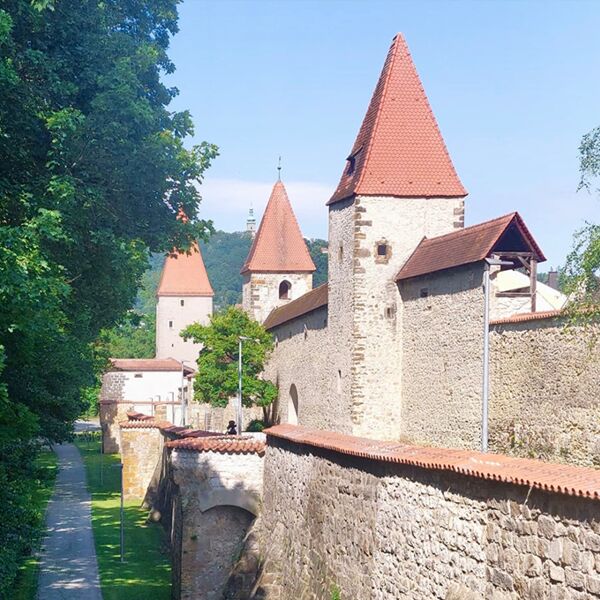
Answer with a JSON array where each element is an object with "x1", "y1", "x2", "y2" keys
[
  {"x1": 182, "y1": 307, "x2": 278, "y2": 415},
  {"x1": 0, "y1": 0, "x2": 215, "y2": 594},
  {"x1": 561, "y1": 126, "x2": 600, "y2": 315}
]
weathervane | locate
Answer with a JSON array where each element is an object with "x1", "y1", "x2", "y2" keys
[{"x1": 277, "y1": 156, "x2": 282, "y2": 181}]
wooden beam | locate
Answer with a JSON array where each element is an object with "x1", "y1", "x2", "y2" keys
[{"x1": 530, "y1": 258, "x2": 537, "y2": 312}]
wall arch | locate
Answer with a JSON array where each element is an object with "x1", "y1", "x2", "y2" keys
[{"x1": 197, "y1": 488, "x2": 261, "y2": 516}]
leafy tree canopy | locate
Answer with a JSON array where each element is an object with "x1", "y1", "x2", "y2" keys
[
  {"x1": 0, "y1": 0, "x2": 215, "y2": 592},
  {"x1": 182, "y1": 307, "x2": 277, "y2": 411},
  {"x1": 562, "y1": 126, "x2": 600, "y2": 314}
]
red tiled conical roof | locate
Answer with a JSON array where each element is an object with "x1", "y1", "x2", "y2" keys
[
  {"x1": 241, "y1": 181, "x2": 316, "y2": 274},
  {"x1": 157, "y1": 242, "x2": 214, "y2": 297},
  {"x1": 328, "y1": 34, "x2": 467, "y2": 205}
]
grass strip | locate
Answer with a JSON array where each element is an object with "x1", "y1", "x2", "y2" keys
[
  {"x1": 13, "y1": 449, "x2": 59, "y2": 600},
  {"x1": 75, "y1": 434, "x2": 171, "y2": 600}
]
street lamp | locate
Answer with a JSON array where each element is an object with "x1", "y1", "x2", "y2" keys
[
  {"x1": 237, "y1": 336, "x2": 260, "y2": 435},
  {"x1": 180, "y1": 360, "x2": 192, "y2": 427},
  {"x1": 481, "y1": 257, "x2": 514, "y2": 452}
]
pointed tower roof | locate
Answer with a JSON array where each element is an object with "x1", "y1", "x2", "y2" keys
[
  {"x1": 157, "y1": 242, "x2": 214, "y2": 297},
  {"x1": 241, "y1": 181, "x2": 316, "y2": 274},
  {"x1": 328, "y1": 33, "x2": 467, "y2": 206}
]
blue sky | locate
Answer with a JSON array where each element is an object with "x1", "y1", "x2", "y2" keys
[{"x1": 166, "y1": 0, "x2": 600, "y2": 268}]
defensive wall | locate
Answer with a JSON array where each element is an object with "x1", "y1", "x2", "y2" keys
[
  {"x1": 489, "y1": 312, "x2": 600, "y2": 467},
  {"x1": 257, "y1": 424, "x2": 600, "y2": 600},
  {"x1": 118, "y1": 412, "x2": 600, "y2": 600},
  {"x1": 118, "y1": 412, "x2": 266, "y2": 600}
]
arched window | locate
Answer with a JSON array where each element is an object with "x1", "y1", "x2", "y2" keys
[
  {"x1": 279, "y1": 280, "x2": 291, "y2": 300},
  {"x1": 288, "y1": 384, "x2": 299, "y2": 425}
]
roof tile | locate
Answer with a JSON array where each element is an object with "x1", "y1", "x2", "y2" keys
[
  {"x1": 328, "y1": 33, "x2": 466, "y2": 205},
  {"x1": 241, "y1": 181, "x2": 315, "y2": 274},
  {"x1": 396, "y1": 212, "x2": 546, "y2": 281},
  {"x1": 263, "y1": 283, "x2": 328, "y2": 330},
  {"x1": 109, "y1": 358, "x2": 194, "y2": 372},
  {"x1": 157, "y1": 242, "x2": 214, "y2": 297},
  {"x1": 265, "y1": 425, "x2": 600, "y2": 501}
]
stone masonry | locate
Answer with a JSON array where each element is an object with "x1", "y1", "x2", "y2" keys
[
  {"x1": 399, "y1": 263, "x2": 485, "y2": 449},
  {"x1": 257, "y1": 426, "x2": 600, "y2": 600},
  {"x1": 490, "y1": 315, "x2": 600, "y2": 466},
  {"x1": 242, "y1": 271, "x2": 313, "y2": 325}
]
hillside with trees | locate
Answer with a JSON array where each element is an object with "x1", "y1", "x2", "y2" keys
[{"x1": 99, "y1": 231, "x2": 328, "y2": 361}]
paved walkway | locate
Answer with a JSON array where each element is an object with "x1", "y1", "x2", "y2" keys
[{"x1": 37, "y1": 443, "x2": 103, "y2": 600}]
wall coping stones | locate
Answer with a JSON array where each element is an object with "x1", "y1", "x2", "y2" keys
[
  {"x1": 167, "y1": 436, "x2": 266, "y2": 456},
  {"x1": 121, "y1": 411, "x2": 265, "y2": 454},
  {"x1": 490, "y1": 310, "x2": 562, "y2": 326},
  {"x1": 265, "y1": 424, "x2": 600, "y2": 500}
]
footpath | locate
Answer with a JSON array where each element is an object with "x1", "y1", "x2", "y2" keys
[{"x1": 37, "y1": 442, "x2": 102, "y2": 600}]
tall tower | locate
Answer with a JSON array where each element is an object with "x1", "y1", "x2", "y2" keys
[
  {"x1": 327, "y1": 34, "x2": 467, "y2": 440},
  {"x1": 156, "y1": 241, "x2": 214, "y2": 364},
  {"x1": 246, "y1": 206, "x2": 257, "y2": 238},
  {"x1": 241, "y1": 180, "x2": 316, "y2": 323}
]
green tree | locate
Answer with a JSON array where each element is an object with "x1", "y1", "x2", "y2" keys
[
  {"x1": 561, "y1": 127, "x2": 600, "y2": 314},
  {"x1": 182, "y1": 307, "x2": 278, "y2": 421},
  {"x1": 0, "y1": 0, "x2": 216, "y2": 592}
]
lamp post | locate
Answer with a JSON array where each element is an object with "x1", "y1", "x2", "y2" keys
[
  {"x1": 180, "y1": 360, "x2": 191, "y2": 426},
  {"x1": 237, "y1": 336, "x2": 260, "y2": 435},
  {"x1": 482, "y1": 257, "x2": 513, "y2": 452}
]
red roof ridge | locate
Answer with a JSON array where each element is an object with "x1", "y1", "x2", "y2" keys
[
  {"x1": 265, "y1": 424, "x2": 600, "y2": 501},
  {"x1": 328, "y1": 33, "x2": 467, "y2": 205},
  {"x1": 241, "y1": 180, "x2": 315, "y2": 274}
]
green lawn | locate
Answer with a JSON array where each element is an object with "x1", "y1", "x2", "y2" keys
[
  {"x1": 13, "y1": 449, "x2": 59, "y2": 600},
  {"x1": 75, "y1": 434, "x2": 171, "y2": 600}
]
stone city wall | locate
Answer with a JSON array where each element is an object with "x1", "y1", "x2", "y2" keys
[
  {"x1": 258, "y1": 425, "x2": 600, "y2": 600},
  {"x1": 490, "y1": 314, "x2": 600, "y2": 467},
  {"x1": 399, "y1": 263, "x2": 485, "y2": 449},
  {"x1": 167, "y1": 437, "x2": 265, "y2": 600},
  {"x1": 265, "y1": 305, "x2": 344, "y2": 431}
]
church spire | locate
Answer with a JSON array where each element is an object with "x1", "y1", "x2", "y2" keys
[
  {"x1": 328, "y1": 33, "x2": 467, "y2": 205},
  {"x1": 241, "y1": 180, "x2": 315, "y2": 274}
]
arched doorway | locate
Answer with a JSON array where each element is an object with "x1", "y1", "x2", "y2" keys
[
  {"x1": 288, "y1": 383, "x2": 298, "y2": 425},
  {"x1": 279, "y1": 280, "x2": 291, "y2": 299}
]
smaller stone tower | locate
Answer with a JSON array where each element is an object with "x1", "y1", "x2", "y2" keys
[
  {"x1": 241, "y1": 180, "x2": 315, "y2": 323},
  {"x1": 246, "y1": 206, "x2": 257, "y2": 238},
  {"x1": 156, "y1": 241, "x2": 214, "y2": 364}
]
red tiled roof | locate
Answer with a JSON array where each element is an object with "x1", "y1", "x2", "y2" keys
[
  {"x1": 263, "y1": 283, "x2": 328, "y2": 330},
  {"x1": 265, "y1": 425, "x2": 600, "y2": 501},
  {"x1": 396, "y1": 212, "x2": 546, "y2": 281},
  {"x1": 328, "y1": 34, "x2": 466, "y2": 205},
  {"x1": 121, "y1": 412, "x2": 220, "y2": 437},
  {"x1": 241, "y1": 181, "x2": 315, "y2": 274},
  {"x1": 157, "y1": 242, "x2": 214, "y2": 297},
  {"x1": 490, "y1": 310, "x2": 563, "y2": 326},
  {"x1": 109, "y1": 358, "x2": 195, "y2": 373},
  {"x1": 166, "y1": 436, "x2": 265, "y2": 455}
]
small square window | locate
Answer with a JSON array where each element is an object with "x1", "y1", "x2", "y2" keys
[
  {"x1": 180, "y1": 299, "x2": 185, "y2": 307},
  {"x1": 169, "y1": 320, "x2": 173, "y2": 328},
  {"x1": 377, "y1": 244, "x2": 388, "y2": 256},
  {"x1": 134, "y1": 373, "x2": 143, "y2": 379}
]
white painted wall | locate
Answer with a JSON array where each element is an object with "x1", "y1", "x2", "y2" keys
[
  {"x1": 156, "y1": 295, "x2": 213, "y2": 363},
  {"x1": 121, "y1": 369, "x2": 183, "y2": 403}
]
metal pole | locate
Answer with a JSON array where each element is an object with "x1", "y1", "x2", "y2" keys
[
  {"x1": 482, "y1": 262, "x2": 491, "y2": 453},
  {"x1": 180, "y1": 362, "x2": 185, "y2": 426},
  {"x1": 237, "y1": 338, "x2": 243, "y2": 435},
  {"x1": 120, "y1": 462, "x2": 125, "y2": 562}
]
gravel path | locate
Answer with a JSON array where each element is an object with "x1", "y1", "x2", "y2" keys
[{"x1": 37, "y1": 443, "x2": 102, "y2": 600}]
